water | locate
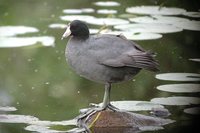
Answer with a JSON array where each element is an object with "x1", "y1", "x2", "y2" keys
[{"x1": 0, "y1": 0, "x2": 200, "y2": 132}]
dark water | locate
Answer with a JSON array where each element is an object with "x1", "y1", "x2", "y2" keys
[{"x1": 0, "y1": 0, "x2": 200, "y2": 133}]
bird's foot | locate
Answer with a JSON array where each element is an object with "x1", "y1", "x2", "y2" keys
[
  {"x1": 76, "y1": 103, "x2": 120, "y2": 132},
  {"x1": 89, "y1": 102, "x2": 120, "y2": 112}
]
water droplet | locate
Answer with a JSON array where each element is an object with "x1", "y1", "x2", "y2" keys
[
  {"x1": 34, "y1": 69, "x2": 38, "y2": 72},
  {"x1": 45, "y1": 82, "x2": 50, "y2": 85}
]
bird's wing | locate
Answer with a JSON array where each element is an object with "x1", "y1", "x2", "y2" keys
[
  {"x1": 100, "y1": 50, "x2": 159, "y2": 72},
  {"x1": 92, "y1": 34, "x2": 159, "y2": 72}
]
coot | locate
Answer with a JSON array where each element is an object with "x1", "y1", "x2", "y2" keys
[{"x1": 62, "y1": 20, "x2": 158, "y2": 111}]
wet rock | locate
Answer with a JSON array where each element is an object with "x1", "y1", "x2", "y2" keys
[{"x1": 85, "y1": 110, "x2": 174, "y2": 133}]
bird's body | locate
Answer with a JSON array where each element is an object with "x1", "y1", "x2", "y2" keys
[
  {"x1": 66, "y1": 34, "x2": 143, "y2": 84},
  {"x1": 62, "y1": 20, "x2": 158, "y2": 116}
]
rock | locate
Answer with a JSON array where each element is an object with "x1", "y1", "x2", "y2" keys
[{"x1": 85, "y1": 110, "x2": 174, "y2": 133}]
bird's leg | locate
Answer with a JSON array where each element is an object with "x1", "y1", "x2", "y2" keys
[
  {"x1": 101, "y1": 83, "x2": 111, "y2": 108},
  {"x1": 101, "y1": 83, "x2": 119, "y2": 111}
]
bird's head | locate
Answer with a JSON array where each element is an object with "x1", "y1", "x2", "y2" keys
[{"x1": 62, "y1": 20, "x2": 89, "y2": 40}]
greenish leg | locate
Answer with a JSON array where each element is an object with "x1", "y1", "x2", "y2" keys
[{"x1": 102, "y1": 83, "x2": 111, "y2": 108}]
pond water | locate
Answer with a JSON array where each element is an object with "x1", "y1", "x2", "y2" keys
[{"x1": 0, "y1": 0, "x2": 200, "y2": 133}]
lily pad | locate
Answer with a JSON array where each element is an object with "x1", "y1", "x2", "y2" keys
[
  {"x1": 25, "y1": 125, "x2": 66, "y2": 133},
  {"x1": 97, "y1": 9, "x2": 117, "y2": 14},
  {"x1": 157, "y1": 84, "x2": 200, "y2": 93},
  {"x1": 174, "y1": 20, "x2": 200, "y2": 31},
  {"x1": 126, "y1": 6, "x2": 186, "y2": 15},
  {"x1": 151, "y1": 96, "x2": 200, "y2": 106},
  {"x1": 97, "y1": 101, "x2": 164, "y2": 111},
  {"x1": 102, "y1": 31, "x2": 162, "y2": 40},
  {"x1": 48, "y1": 23, "x2": 67, "y2": 29},
  {"x1": 0, "y1": 114, "x2": 39, "y2": 123},
  {"x1": 129, "y1": 15, "x2": 190, "y2": 24},
  {"x1": 63, "y1": 8, "x2": 94, "y2": 14},
  {"x1": 182, "y1": 11, "x2": 200, "y2": 18},
  {"x1": 155, "y1": 73, "x2": 200, "y2": 82},
  {"x1": 114, "y1": 23, "x2": 182, "y2": 34},
  {"x1": 94, "y1": 1, "x2": 120, "y2": 7},
  {"x1": 0, "y1": 106, "x2": 17, "y2": 112},
  {"x1": 60, "y1": 15, "x2": 95, "y2": 22},
  {"x1": 130, "y1": 15, "x2": 200, "y2": 31},
  {"x1": 189, "y1": 58, "x2": 200, "y2": 62},
  {"x1": 86, "y1": 18, "x2": 129, "y2": 26},
  {"x1": 0, "y1": 36, "x2": 55, "y2": 48},
  {"x1": 183, "y1": 107, "x2": 200, "y2": 115},
  {"x1": 0, "y1": 26, "x2": 39, "y2": 37}
]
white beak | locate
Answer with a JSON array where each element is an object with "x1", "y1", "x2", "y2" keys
[{"x1": 61, "y1": 26, "x2": 71, "y2": 40}]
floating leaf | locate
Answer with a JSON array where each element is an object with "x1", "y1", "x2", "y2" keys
[
  {"x1": 102, "y1": 31, "x2": 162, "y2": 40},
  {"x1": 0, "y1": 114, "x2": 39, "y2": 123},
  {"x1": 25, "y1": 125, "x2": 66, "y2": 133},
  {"x1": 155, "y1": 73, "x2": 200, "y2": 82},
  {"x1": 157, "y1": 84, "x2": 200, "y2": 93},
  {"x1": 114, "y1": 23, "x2": 182, "y2": 34},
  {"x1": 98, "y1": 101, "x2": 164, "y2": 111},
  {"x1": 126, "y1": 6, "x2": 186, "y2": 15},
  {"x1": 0, "y1": 106, "x2": 17, "y2": 112},
  {"x1": 86, "y1": 18, "x2": 129, "y2": 26},
  {"x1": 129, "y1": 15, "x2": 189, "y2": 24},
  {"x1": 130, "y1": 15, "x2": 200, "y2": 31},
  {"x1": 94, "y1": 1, "x2": 120, "y2": 7},
  {"x1": 189, "y1": 58, "x2": 200, "y2": 62},
  {"x1": 182, "y1": 12, "x2": 200, "y2": 18},
  {"x1": 0, "y1": 26, "x2": 39, "y2": 37},
  {"x1": 174, "y1": 20, "x2": 200, "y2": 31},
  {"x1": 0, "y1": 36, "x2": 55, "y2": 48},
  {"x1": 60, "y1": 15, "x2": 95, "y2": 22},
  {"x1": 151, "y1": 97, "x2": 200, "y2": 106},
  {"x1": 63, "y1": 8, "x2": 94, "y2": 14},
  {"x1": 48, "y1": 23, "x2": 67, "y2": 29},
  {"x1": 184, "y1": 107, "x2": 200, "y2": 115},
  {"x1": 97, "y1": 9, "x2": 117, "y2": 14}
]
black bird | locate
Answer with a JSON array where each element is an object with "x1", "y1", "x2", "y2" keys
[{"x1": 62, "y1": 20, "x2": 158, "y2": 112}]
